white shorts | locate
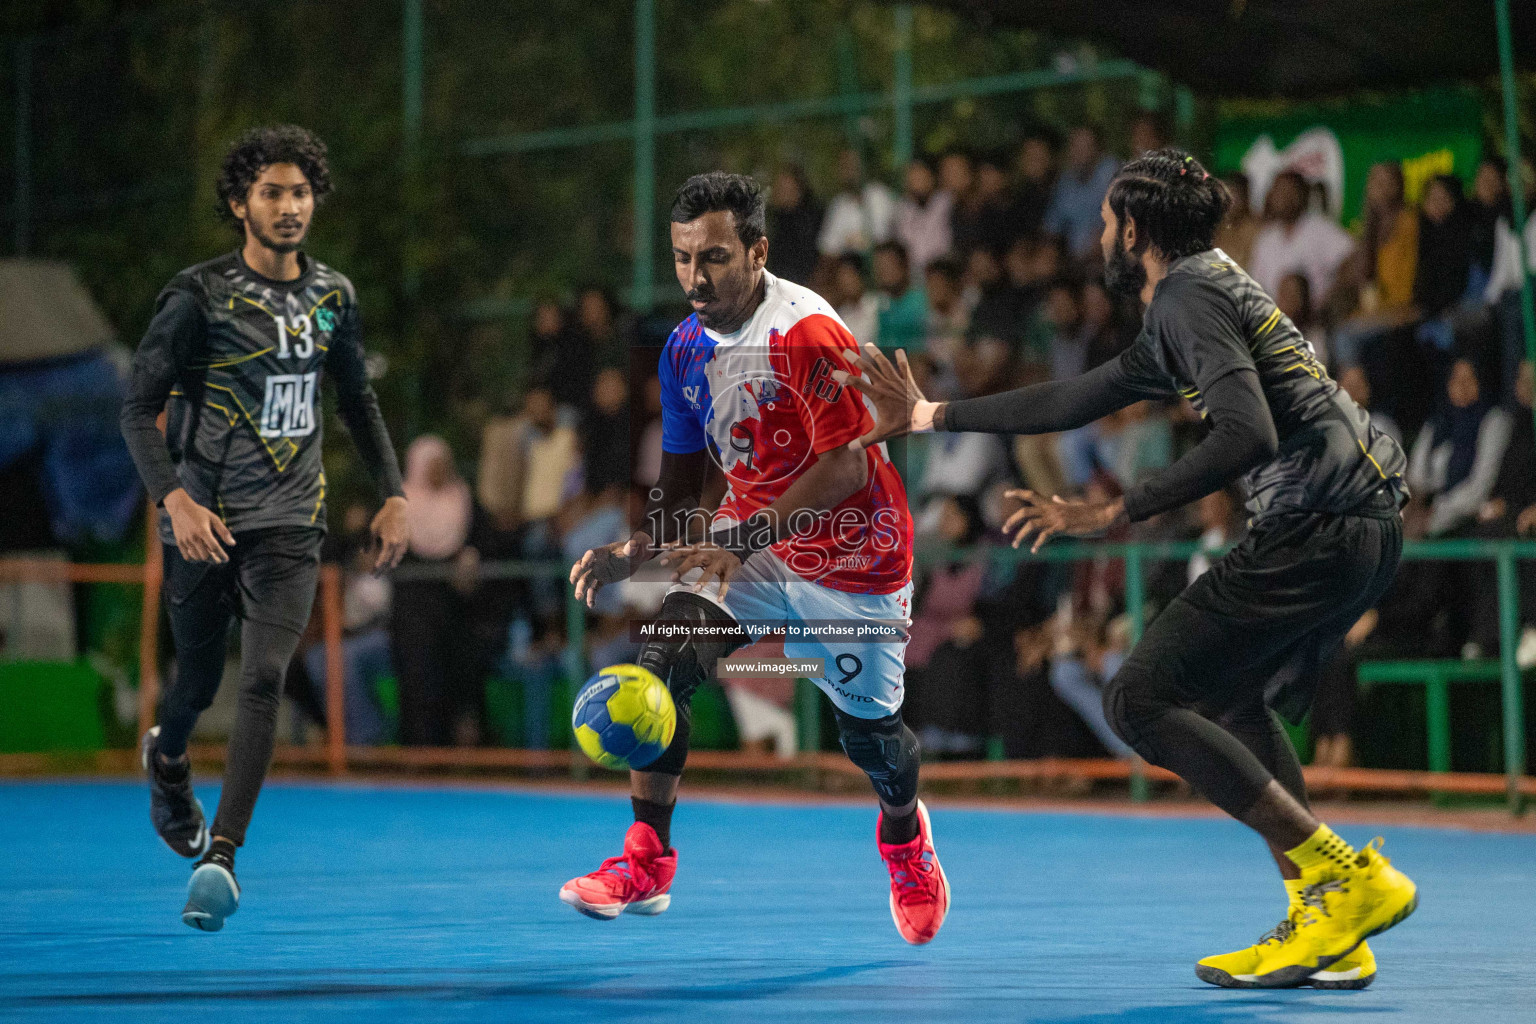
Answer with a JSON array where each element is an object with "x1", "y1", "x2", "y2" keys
[{"x1": 668, "y1": 549, "x2": 913, "y2": 720}]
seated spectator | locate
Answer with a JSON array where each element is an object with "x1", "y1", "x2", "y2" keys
[
  {"x1": 529, "y1": 297, "x2": 594, "y2": 420},
  {"x1": 1044, "y1": 126, "x2": 1119, "y2": 261},
  {"x1": 1248, "y1": 170, "x2": 1355, "y2": 309},
  {"x1": 1330, "y1": 162, "x2": 1420, "y2": 369},
  {"x1": 1010, "y1": 131, "x2": 1058, "y2": 241},
  {"x1": 1412, "y1": 174, "x2": 1478, "y2": 358},
  {"x1": 1213, "y1": 173, "x2": 1259, "y2": 270},
  {"x1": 896, "y1": 158, "x2": 953, "y2": 277},
  {"x1": 954, "y1": 151, "x2": 1015, "y2": 257},
  {"x1": 1041, "y1": 280, "x2": 1086, "y2": 381},
  {"x1": 303, "y1": 503, "x2": 393, "y2": 745},
  {"x1": 1275, "y1": 272, "x2": 1329, "y2": 366},
  {"x1": 818, "y1": 147, "x2": 897, "y2": 257},
  {"x1": 575, "y1": 286, "x2": 626, "y2": 371},
  {"x1": 913, "y1": 428, "x2": 1010, "y2": 535},
  {"x1": 766, "y1": 163, "x2": 822, "y2": 285},
  {"x1": 873, "y1": 240, "x2": 927, "y2": 351},
  {"x1": 1465, "y1": 361, "x2": 1536, "y2": 659},
  {"x1": 923, "y1": 256, "x2": 970, "y2": 399},
  {"x1": 1337, "y1": 364, "x2": 1402, "y2": 449},
  {"x1": 1407, "y1": 358, "x2": 1513, "y2": 537},
  {"x1": 1048, "y1": 611, "x2": 1134, "y2": 757},
  {"x1": 833, "y1": 251, "x2": 880, "y2": 347},
  {"x1": 1484, "y1": 161, "x2": 1536, "y2": 397},
  {"x1": 1468, "y1": 157, "x2": 1511, "y2": 296},
  {"x1": 581, "y1": 368, "x2": 631, "y2": 495}
]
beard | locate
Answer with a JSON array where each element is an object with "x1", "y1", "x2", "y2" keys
[
  {"x1": 1103, "y1": 232, "x2": 1146, "y2": 297},
  {"x1": 250, "y1": 219, "x2": 307, "y2": 254}
]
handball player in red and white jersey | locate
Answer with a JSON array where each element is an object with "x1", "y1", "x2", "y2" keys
[{"x1": 563, "y1": 172, "x2": 948, "y2": 944}]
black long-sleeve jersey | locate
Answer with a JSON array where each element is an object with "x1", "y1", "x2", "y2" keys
[
  {"x1": 120, "y1": 250, "x2": 404, "y2": 541},
  {"x1": 941, "y1": 249, "x2": 1408, "y2": 522}
]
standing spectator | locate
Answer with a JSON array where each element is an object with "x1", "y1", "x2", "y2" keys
[
  {"x1": 1247, "y1": 170, "x2": 1355, "y2": 305},
  {"x1": 1043, "y1": 126, "x2": 1119, "y2": 260},
  {"x1": 1413, "y1": 174, "x2": 1477, "y2": 360},
  {"x1": 1407, "y1": 358, "x2": 1513, "y2": 537},
  {"x1": 1213, "y1": 173, "x2": 1260, "y2": 270},
  {"x1": 1009, "y1": 131, "x2": 1057, "y2": 240},
  {"x1": 832, "y1": 252, "x2": 880, "y2": 347},
  {"x1": 895, "y1": 158, "x2": 953, "y2": 276},
  {"x1": 581, "y1": 368, "x2": 631, "y2": 495},
  {"x1": 818, "y1": 147, "x2": 896, "y2": 257},
  {"x1": 765, "y1": 164, "x2": 823, "y2": 285},
  {"x1": 872, "y1": 240, "x2": 927, "y2": 351},
  {"x1": 391, "y1": 436, "x2": 483, "y2": 747}
]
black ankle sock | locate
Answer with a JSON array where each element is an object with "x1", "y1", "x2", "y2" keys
[
  {"x1": 880, "y1": 808, "x2": 919, "y2": 846},
  {"x1": 156, "y1": 754, "x2": 190, "y2": 783},
  {"x1": 631, "y1": 796, "x2": 675, "y2": 851},
  {"x1": 202, "y1": 837, "x2": 236, "y2": 871}
]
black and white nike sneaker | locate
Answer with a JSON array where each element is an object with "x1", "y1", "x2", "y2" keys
[
  {"x1": 183, "y1": 838, "x2": 239, "y2": 932},
  {"x1": 140, "y1": 726, "x2": 208, "y2": 858}
]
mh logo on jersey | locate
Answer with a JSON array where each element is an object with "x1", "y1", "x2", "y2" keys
[{"x1": 260, "y1": 372, "x2": 317, "y2": 437}]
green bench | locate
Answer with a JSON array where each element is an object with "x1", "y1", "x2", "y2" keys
[{"x1": 1357, "y1": 659, "x2": 1511, "y2": 775}]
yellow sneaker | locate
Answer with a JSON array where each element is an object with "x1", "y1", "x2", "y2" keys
[
  {"x1": 1196, "y1": 881, "x2": 1377, "y2": 989},
  {"x1": 1241, "y1": 828, "x2": 1416, "y2": 987}
]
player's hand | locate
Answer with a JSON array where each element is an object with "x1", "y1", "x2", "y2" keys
[
  {"x1": 370, "y1": 496, "x2": 410, "y2": 572},
  {"x1": 163, "y1": 488, "x2": 236, "y2": 564},
  {"x1": 571, "y1": 533, "x2": 652, "y2": 608},
  {"x1": 831, "y1": 343, "x2": 939, "y2": 450},
  {"x1": 1001, "y1": 489, "x2": 1126, "y2": 553},
  {"x1": 657, "y1": 541, "x2": 743, "y2": 601}
]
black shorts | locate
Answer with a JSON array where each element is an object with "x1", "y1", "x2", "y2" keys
[
  {"x1": 163, "y1": 526, "x2": 323, "y2": 636},
  {"x1": 1121, "y1": 497, "x2": 1403, "y2": 724}
]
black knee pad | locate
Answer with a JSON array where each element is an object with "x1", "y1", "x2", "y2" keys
[
  {"x1": 635, "y1": 591, "x2": 749, "y2": 776},
  {"x1": 834, "y1": 708, "x2": 920, "y2": 807}
]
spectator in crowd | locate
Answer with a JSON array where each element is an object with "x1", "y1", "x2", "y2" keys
[
  {"x1": 1213, "y1": 173, "x2": 1259, "y2": 270},
  {"x1": 529, "y1": 297, "x2": 594, "y2": 419},
  {"x1": 1041, "y1": 280, "x2": 1086, "y2": 382},
  {"x1": 390, "y1": 436, "x2": 486, "y2": 747},
  {"x1": 1331, "y1": 162, "x2": 1421, "y2": 369},
  {"x1": 765, "y1": 163, "x2": 822, "y2": 285},
  {"x1": 872, "y1": 240, "x2": 927, "y2": 351},
  {"x1": 923, "y1": 256, "x2": 970, "y2": 398},
  {"x1": 1128, "y1": 111, "x2": 1168, "y2": 157},
  {"x1": 818, "y1": 146, "x2": 896, "y2": 257},
  {"x1": 1247, "y1": 170, "x2": 1355, "y2": 307},
  {"x1": 832, "y1": 251, "x2": 880, "y2": 347},
  {"x1": 1412, "y1": 174, "x2": 1476, "y2": 358},
  {"x1": 1468, "y1": 157, "x2": 1511, "y2": 293},
  {"x1": 896, "y1": 158, "x2": 953, "y2": 276},
  {"x1": 580, "y1": 368, "x2": 631, "y2": 495},
  {"x1": 904, "y1": 493, "x2": 989, "y2": 733},
  {"x1": 1407, "y1": 357, "x2": 1513, "y2": 537},
  {"x1": 302, "y1": 503, "x2": 393, "y2": 745},
  {"x1": 575, "y1": 286, "x2": 625, "y2": 371},
  {"x1": 1276, "y1": 272, "x2": 1329, "y2": 366},
  {"x1": 1467, "y1": 361, "x2": 1536, "y2": 660},
  {"x1": 1337, "y1": 364, "x2": 1403, "y2": 448},
  {"x1": 1043, "y1": 125, "x2": 1119, "y2": 260},
  {"x1": 913, "y1": 425, "x2": 1010, "y2": 535},
  {"x1": 1047, "y1": 611, "x2": 1135, "y2": 757},
  {"x1": 1484, "y1": 160, "x2": 1536, "y2": 397},
  {"x1": 953, "y1": 151, "x2": 1015, "y2": 257},
  {"x1": 1079, "y1": 279, "x2": 1132, "y2": 370},
  {"x1": 1009, "y1": 131, "x2": 1057, "y2": 241}
]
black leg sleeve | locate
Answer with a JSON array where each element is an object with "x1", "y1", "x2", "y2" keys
[
  {"x1": 1217, "y1": 701, "x2": 1310, "y2": 811},
  {"x1": 834, "y1": 708, "x2": 921, "y2": 808}
]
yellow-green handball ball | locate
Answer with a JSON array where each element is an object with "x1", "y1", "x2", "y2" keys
[{"x1": 572, "y1": 664, "x2": 677, "y2": 770}]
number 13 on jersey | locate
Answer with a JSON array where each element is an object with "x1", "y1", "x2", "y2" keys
[{"x1": 272, "y1": 314, "x2": 315, "y2": 359}]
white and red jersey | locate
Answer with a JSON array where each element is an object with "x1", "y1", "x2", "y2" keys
[{"x1": 657, "y1": 271, "x2": 912, "y2": 594}]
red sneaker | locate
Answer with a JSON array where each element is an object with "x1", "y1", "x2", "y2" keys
[
  {"x1": 559, "y1": 822, "x2": 676, "y2": 920},
  {"x1": 878, "y1": 800, "x2": 950, "y2": 944}
]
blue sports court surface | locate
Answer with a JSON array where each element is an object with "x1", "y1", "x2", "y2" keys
[{"x1": 2, "y1": 781, "x2": 1533, "y2": 1023}]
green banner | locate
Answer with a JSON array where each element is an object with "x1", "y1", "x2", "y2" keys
[{"x1": 1214, "y1": 88, "x2": 1484, "y2": 229}]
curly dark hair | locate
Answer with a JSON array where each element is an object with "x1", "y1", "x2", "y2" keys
[
  {"x1": 670, "y1": 171, "x2": 766, "y2": 249},
  {"x1": 1106, "y1": 148, "x2": 1232, "y2": 260},
  {"x1": 215, "y1": 125, "x2": 332, "y2": 231}
]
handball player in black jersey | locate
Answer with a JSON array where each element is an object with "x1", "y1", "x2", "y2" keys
[
  {"x1": 120, "y1": 125, "x2": 408, "y2": 931},
  {"x1": 840, "y1": 149, "x2": 1419, "y2": 988}
]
